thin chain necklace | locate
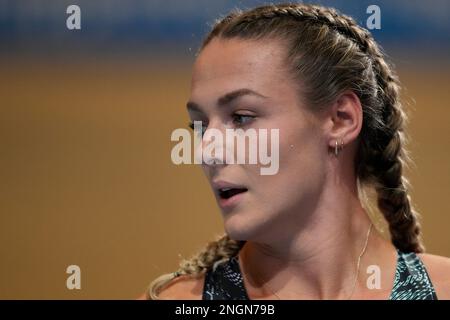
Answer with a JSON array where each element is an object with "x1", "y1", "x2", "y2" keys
[{"x1": 256, "y1": 223, "x2": 373, "y2": 300}]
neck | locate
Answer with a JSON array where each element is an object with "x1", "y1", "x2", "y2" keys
[{"x1": 238, "y1": 174, "x2": 381, "y2": 299}]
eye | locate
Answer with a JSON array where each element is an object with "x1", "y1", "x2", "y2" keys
[{"x1": 232, "y1": 113, "x2": 255, "y2": 127}]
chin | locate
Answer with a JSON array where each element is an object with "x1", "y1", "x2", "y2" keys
[{"x1": 223, "y1": 209, "x2": 269, "y2": 242}]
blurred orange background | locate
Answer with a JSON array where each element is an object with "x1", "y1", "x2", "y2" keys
[{"x1": 1, "y1": 57, "x2": 449, "y2": 299}]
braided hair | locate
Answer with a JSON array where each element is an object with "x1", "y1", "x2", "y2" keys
[{"x1": 147, "y1": 3, "x2": 423, "y2": 299}]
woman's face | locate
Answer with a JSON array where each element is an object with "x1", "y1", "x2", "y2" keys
[{"x1": 188, "y1": 37, "x2": 329, "y2": 242}]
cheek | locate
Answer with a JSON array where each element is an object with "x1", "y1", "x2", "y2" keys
[
  {"x1": 282, "y1": 137, "x2": 324, "y2": 176},
  {"x1": 288, "y1": 130, "x2": 325, "y2": 182},
  {"x1": 253, "y1": 125, "x2": 327, "y2": 208}
]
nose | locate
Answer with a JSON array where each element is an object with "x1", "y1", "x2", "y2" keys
[{"x1": 194, "y1": 121, "x2": 227, "y2": 167}]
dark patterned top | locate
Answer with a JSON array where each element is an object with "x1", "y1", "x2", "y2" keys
[{"x1": 202, "y1": 249, "x2": 437, "y2": 300}]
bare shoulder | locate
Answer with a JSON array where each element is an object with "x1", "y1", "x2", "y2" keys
[
  {"x1": 137, "y1": 292, "x2": 148, "y2": 300},
  {"x1": 156, "y1": 273, "x2": 206, "y2": 300},
  {"x1": 418, "y1": 252, "x2": 450, "y2": 299}
]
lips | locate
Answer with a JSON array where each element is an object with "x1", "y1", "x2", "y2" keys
[
  {"x1": 218, "y1": 187, "x2": 248, "y2": 199},
  {"x1": 212, "y1": 180, "x2": 248, "y2": 208}
]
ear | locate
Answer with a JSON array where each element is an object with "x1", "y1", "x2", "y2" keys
[{"x1": 327, "y1": 90, "x2": 363, "y2": 150}]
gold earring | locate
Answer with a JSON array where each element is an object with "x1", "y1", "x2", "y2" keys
[{"x1": 334, "y1": 138, "x2": 345, "y2": 157}]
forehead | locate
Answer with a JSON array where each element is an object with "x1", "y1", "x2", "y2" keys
[{"x1": 190, "y1": 37, "x2": 292, "y2": 101}]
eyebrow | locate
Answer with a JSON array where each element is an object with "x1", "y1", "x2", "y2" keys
[{"x1": 186, "y1": 88, "x2": 268, "y2": 112}]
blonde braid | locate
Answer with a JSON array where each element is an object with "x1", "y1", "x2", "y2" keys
[
  {"x1": 303, "y1": 4, "x2": 425, "y2": 253},
  {"x1": 147, "y1": 234, "x2": 244, "y2": 299}
]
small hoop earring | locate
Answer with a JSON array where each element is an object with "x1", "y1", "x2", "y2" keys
[{"x1": 334, "y1": 138, "x2": 345, "y2": 157}]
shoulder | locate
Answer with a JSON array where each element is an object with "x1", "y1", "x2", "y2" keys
[
  {"x1": 155, "y1": 273, "x2": 206, "y2": 300},
  {"x1": 418, "y1": 252, "x2": 450, "y2": 299}
]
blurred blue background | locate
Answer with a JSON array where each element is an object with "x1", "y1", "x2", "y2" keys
[{"x1": 1, "y1": 0, "x2": 450, "y2": 59}]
